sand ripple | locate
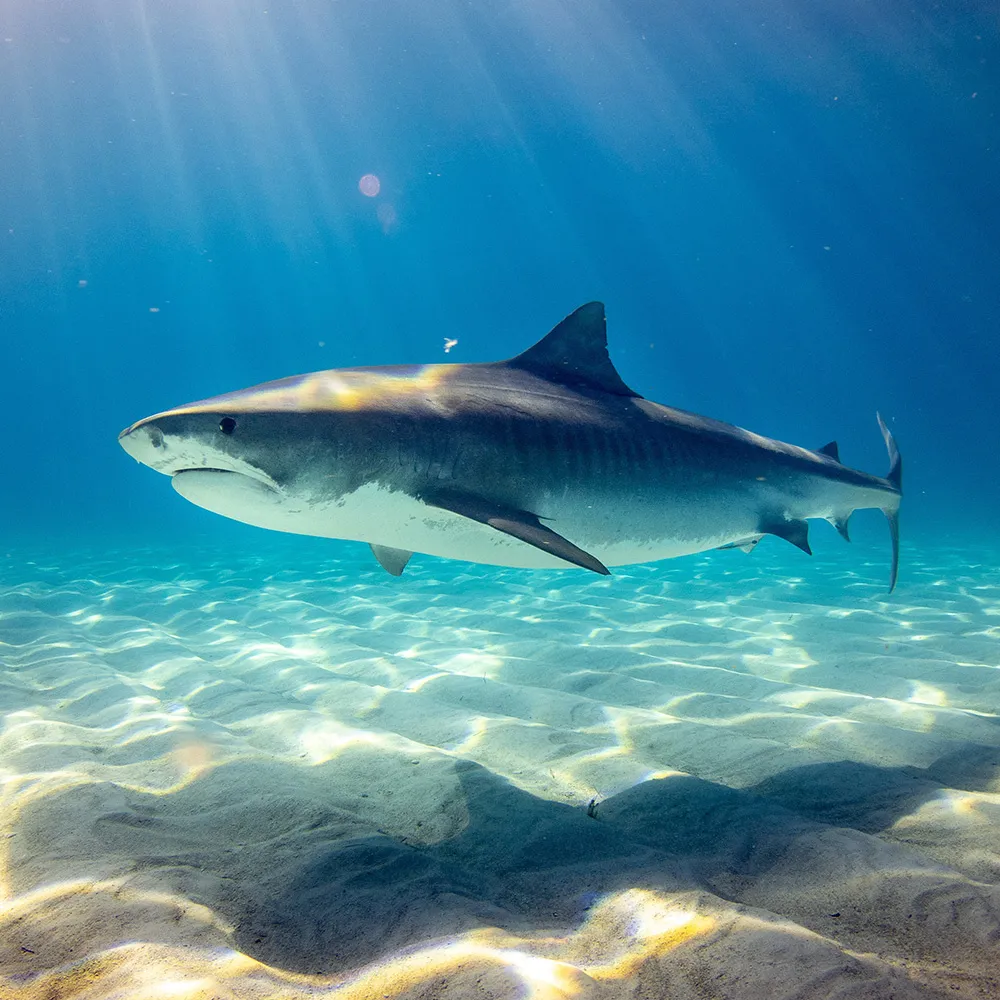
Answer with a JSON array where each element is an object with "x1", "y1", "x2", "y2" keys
[{"x1": 1, "y1": 538, "x2": 998, "y2": 998}]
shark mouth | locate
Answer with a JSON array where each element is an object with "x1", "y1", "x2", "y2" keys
[
  {"x1": 172, "y1": 466, "x2": 280, "y2": 490},
  {"x1": 171, "y1": 469, "x2": 283, "y2": 513}
]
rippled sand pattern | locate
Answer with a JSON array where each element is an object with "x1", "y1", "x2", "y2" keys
[{"x1": 1, "y1": 539, "x2": 999, "y2": 999}]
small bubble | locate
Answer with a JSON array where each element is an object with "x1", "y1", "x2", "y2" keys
[
  {"x1": 78, "y1": 279, "x2": 88, "y2": 288},
  {"x1": 149, "y1": 306, "x2": 160, "y2": 313}
]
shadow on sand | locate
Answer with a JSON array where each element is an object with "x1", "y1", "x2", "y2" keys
[{"x1": 10, "y1": 738, "x2": 1000, "y2": 977}]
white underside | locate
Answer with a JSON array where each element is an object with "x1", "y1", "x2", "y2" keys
[{"x1": 171, "y1": 472, "x2": 708, "y2": 569}]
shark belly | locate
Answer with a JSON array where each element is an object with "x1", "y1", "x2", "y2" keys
[{"x1": 172, "y1": 470, "x2": 753, "y2": 569}]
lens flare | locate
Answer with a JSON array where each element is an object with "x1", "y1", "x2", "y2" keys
[{"x1": 358, "y1": 173, "x2": 380, "y2": 197}]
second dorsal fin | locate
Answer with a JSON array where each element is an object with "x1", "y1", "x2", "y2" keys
[
  {"x1": 816, "y1": 441, "x2": 840, "y2": 461},
  {"x1": 506, "y1": 302, "x2": 639, "y2": 397}
]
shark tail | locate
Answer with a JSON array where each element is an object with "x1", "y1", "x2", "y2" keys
[{"x1": 877, "y1": 412, "x2": 902, "y2": 592}]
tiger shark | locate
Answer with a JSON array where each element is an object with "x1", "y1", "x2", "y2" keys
[{"x1": 119, "y1": 302, "x2": 902, "y2": 589}]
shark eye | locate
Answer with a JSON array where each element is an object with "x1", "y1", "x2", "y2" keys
[{"x1": 219, "y1": 417, "x2": 237, "y2": 435}]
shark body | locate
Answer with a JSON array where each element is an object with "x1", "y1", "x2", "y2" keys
[{"x1": 119, "y1": 303, "x2": 902, "y2": 588}]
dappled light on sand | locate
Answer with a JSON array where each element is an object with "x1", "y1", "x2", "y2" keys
[
  {"x1": 0, "y1": 884, "x2": 712, "y2": 999},
  {"x1": 1, "y1": 541, "x2": 999, "y2": 997}
]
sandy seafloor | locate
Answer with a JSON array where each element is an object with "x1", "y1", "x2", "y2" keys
[{"x1": 1, "y1": 530, "x2": 999, "y2": 1000}]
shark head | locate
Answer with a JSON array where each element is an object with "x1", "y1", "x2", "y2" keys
[
  {"x1": 119, "y1": 404, "x2": 286, "y2": 523},
  {"x1": 117, "y1": 363, "x2": 457, "y2": 537},
  {"x1": 117, "y1": 374, "x2": 358, "y2": 526}
]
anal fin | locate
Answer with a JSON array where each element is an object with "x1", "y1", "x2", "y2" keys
[
  {"x1": 370, "y1": 544, "x2": 413, "y2": 577},
  {"x1": 422, "y1": 489, "x2": 610, "y2": 575},
  {"x1": 827, "y1": 514, "x2": 852, "y2": 543}
]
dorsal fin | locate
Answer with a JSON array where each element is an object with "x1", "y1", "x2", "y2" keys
[
  {"x1": 817, "y1": 440, "x2": 840, "y2": 461},
  {"x1": 506, "y1": 302, "x2": 639, "y2": 397}
]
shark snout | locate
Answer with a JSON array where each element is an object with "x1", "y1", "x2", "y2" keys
[
  {"x1": 118, "y1": 421, "x2": 168, "y2": 469},
  {"x1": 118, "y1": 416, "x2": 282, "y2": 497}
]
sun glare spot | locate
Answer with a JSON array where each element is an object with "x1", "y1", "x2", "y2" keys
[
  {"x1": 299, "y1": 722, "x2": 380, "y2": 763},
  {"x1": 634, "y1": 902, "x2": 701, "y2": 940},
  {"x1": 641, "y1": 768, "x2": 685, "y2": 782},
  {"x1": 155, "y1": 977, "x2": 214, "y2": 996},
  {"x1": 444, "y1": 715, "x2": 492, "y2": 753},
  {"x1": 358, "y1": 172, "x2": 380, "y2": 196},
  {"x1": 907, "y1": 681, "x2": 948, "y2": 707},
  {"x1": 501, "y1": 950, "x2": 586, "y2": 993},
  {"x1": 406, "y1": 671, "x2": 448, "y2": 692}
]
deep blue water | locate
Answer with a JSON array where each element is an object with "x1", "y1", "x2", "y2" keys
[{"x1": 2, "y1": 0, "x2": 997, "y2": 558}]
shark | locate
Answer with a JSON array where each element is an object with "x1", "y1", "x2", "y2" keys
[{"x1": 119, "y1": 302, "x2": 902, "y2": 589}]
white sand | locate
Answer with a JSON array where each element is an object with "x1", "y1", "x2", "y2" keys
[{"x1": 1, "y1": 536, "x2": 999, "y2": 998}]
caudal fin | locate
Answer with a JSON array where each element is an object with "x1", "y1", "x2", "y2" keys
[{"x1": 877, "y1": 412, "x2": 902, "y2": 592}]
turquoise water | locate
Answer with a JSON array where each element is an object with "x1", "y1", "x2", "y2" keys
[{"x1": 1, "y1": 2, "x2": 999, "y2": 997}]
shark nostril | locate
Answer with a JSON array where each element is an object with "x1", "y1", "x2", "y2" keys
[{"x1": 148, "y1": 427, "x2": 164, "y2": 448}]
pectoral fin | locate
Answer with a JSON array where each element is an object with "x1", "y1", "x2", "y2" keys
[
  {"x1": 761, "y1": 516, "x2": 812, "y2": 555},
  {"x1": 716, "y1": 535, "x2": 763, "y2": 554},
  {"x1": 370, "y1": 544, "x2": 413, "y2": 576},
  {"x1": 422, "y1": 489, "x2": 610, "y2": 575}
]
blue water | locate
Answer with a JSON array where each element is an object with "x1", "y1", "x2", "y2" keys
[{"x1": 2, "y1": 0, "x2": 997, "y2": 552}]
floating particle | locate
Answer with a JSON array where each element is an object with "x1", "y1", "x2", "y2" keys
[
  {"x1": 78, "y1": 279, "x2": 87, "y2": 288},
  {"x1": 444, "y1": 338, "x2": 458, "y2": 353},
  {"x1": 358, "y1": 173, "x2": 380, "y2": 197},
  {"x1": 149, "y1": 306, "x2": 160, "y2": 313}
]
